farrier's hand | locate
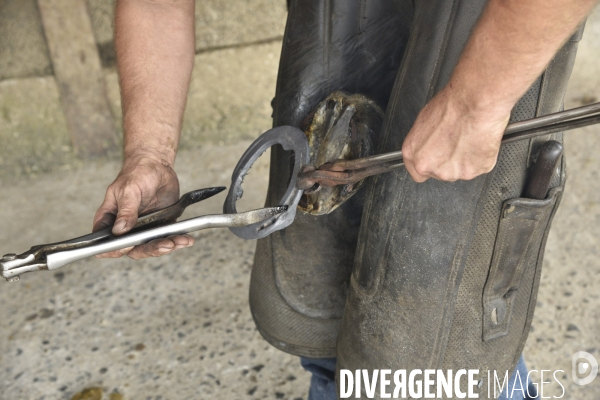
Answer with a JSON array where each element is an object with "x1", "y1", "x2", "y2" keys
[
  {"x1": 402, "y1": 86, "x2": 510, "y2": 183},
  {"x1": 92, "y1": 154, "x2": 194, "y2": 259}
]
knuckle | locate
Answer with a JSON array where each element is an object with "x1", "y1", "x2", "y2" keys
[
  {"x1": 438, "y1": 168, "x2": 459, "y2": 182},
  {"x1": 116, "y1": 207, "x2": 135, "y2": 217},
  {"x1": 172, "y1": 235, "x2": 193, "y2": 247},
  {"x1": 484, "y1": 161, "x2": 496, "y2": 173},
  {"x1": 460, "y1": 167, "x2": 479, "y2": 181},
  {"x1": 116, "y1": 203, "x2": 139, "y2": 215},
  {"x1": 462, "y1": 172, "x2": 477, "y2": 181},
  {"x1": 106, "y1": 182, "x2": 118, "y2": 193},
  {"x1": 127, "y1": 246, "x2": 149, "y2": 259},
  {"x1": 131, "y1": 252, "x2": 150, "y2": 260},
  {"x1": 149, "y1": 239, "x2": 174, "y2": 256},
  {"x1": 119, "y1": 246, "x2": 134, "y2": 255},
  {"x1": 438, "y1": 172, "x2": 454, "y2": 182},
  {"x1": 414, "y1": 163, "x2": 430, "y2": 177},
  {"x1": 119, "y1": 186, "x2": 141, "y2": 202}
]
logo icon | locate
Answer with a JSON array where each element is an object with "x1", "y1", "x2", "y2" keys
[{"x1": 572, "y1": 351, "x2": 598, "y2": 386}]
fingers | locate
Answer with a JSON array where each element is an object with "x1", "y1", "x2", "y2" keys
[
  {"x1": 403, "y1": 157, "x2": 430, "y2": 183},
  {"x1": 95, "y1": 246, "x2": 135, "y2": 259},
  {"x1": 92, "y1": 185, "x2": 142, "y2": 235},
  {"x1": 402, "y1": 135, "x2": 433, "y2": 183},
  {"x1": 93, "y1": 211, "x2": 117, "y2": 233},
  {"x1": 402, "y1": 127, "x2": 499, "y2": 183},
  {"x1": 404, "y1": 156, "x2": 486, "y2": 183},
  {"x1": 93, "y1": 157, "x2": 186, "y2": 259},
  {"x1": 93, "y1": 191, "x2": 118, "y2": 232},
  {"x1": 398, "y1": 84, "x2": 509, "y2": 184},
  {"x1": 112, "y1": 188, "x2": 143, "y2": 235},
  {"x1": 94, "y1": 235, "x2": 194, "y2": 260},
  {"x1": 127, "y1": 235, "x2": 194, "y2": 260}
]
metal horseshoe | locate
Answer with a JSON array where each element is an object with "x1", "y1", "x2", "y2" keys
[{"x1": 223, "y1": 126, "x2": 310, "y2": 240}]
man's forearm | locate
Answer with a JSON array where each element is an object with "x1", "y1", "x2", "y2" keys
[
  {"x1": 451, "y1": 0, "x2": 596, "y2": 116},
  {"x1": 402, "y1": 0, "x2": 596, "y2": 182},
  {"x1": 115, "y1": 0, "x2": 195, "y2": 167}
]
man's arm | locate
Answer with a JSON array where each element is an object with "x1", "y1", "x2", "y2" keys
[
  {"x1": 93, "y1": 0, "x2": 195, "y2": 259},
  {"x1": 402, "y1": 0, "x2": 597, "y2": 183}
]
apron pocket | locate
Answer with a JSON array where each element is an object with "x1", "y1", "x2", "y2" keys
[{"x1": 482, "y1": 186, "x2": 562, "y2": 341}]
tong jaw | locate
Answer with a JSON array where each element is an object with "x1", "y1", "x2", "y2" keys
[{"x1": 1, "y1": 253, "x2": 45, "y2": 282}]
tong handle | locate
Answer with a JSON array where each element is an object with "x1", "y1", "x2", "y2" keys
[
  {"x1": 131, "y1": 187, "x2": 225, "y2": 232},
  {"x1": 1, "y1": 187, "x2": 226, "y2": 281},
  {"x1": 16, "y1": 187, "x2": 226, "y2": 258},
  {"x1": 45, "y1": 207, "x2": 286, "y2": 271}
]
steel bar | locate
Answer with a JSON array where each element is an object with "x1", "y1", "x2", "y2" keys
[
  {"x1": 1, "y1": 207, "x2": 285, "y2": 279},
  {"x1": 502, "y1": 112, "x2": 600, "y2": 143},
  {"x1": 504, "y1": 101, "x2": 600, "y2": 135},
  {"x1": 44, "y1": 207, "x2": 285, "y2": 271}
]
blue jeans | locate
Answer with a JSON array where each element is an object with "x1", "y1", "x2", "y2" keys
[{"x1": 301, "y1": 355, "x2": 539, "y2": 400}]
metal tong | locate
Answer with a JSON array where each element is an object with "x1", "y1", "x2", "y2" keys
[
  {"x1": 1, "y1": 187, "x2": 286, "y2": 282},
  {"x1": 297, "y1": 101, "x2": 600, "y2": 189}
]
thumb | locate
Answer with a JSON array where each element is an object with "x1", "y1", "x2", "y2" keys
[
  {"x1": 93, "y1": 192, "x2": 118, "y2": 232},
  {"x1": 112, "y1": 189, "x2": 142, "y2": 235},
  {"x1": 402, "y1": 140, "x2": 430, "y2": 183}
]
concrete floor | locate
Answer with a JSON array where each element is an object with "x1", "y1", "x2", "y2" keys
[
  {"x1": 0, "y1": 143, "x2": 315, "y2": 400},
  {"x1": 1, "y1": 4, "x2": 600, "y2": 400}
]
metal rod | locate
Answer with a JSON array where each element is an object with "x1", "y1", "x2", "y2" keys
[
  {"x1": 502, "y1": 112, "x2": 600, "y2": 143},
  {"x1": 318, "y1": 151, "x2": 404, "y2": 170},
  {"x1": 43, "y1": 207, "x2": 285, "y2": 271},
  {"x1": 504, "y1": 101, "x2": 600, "y2": 135}
]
